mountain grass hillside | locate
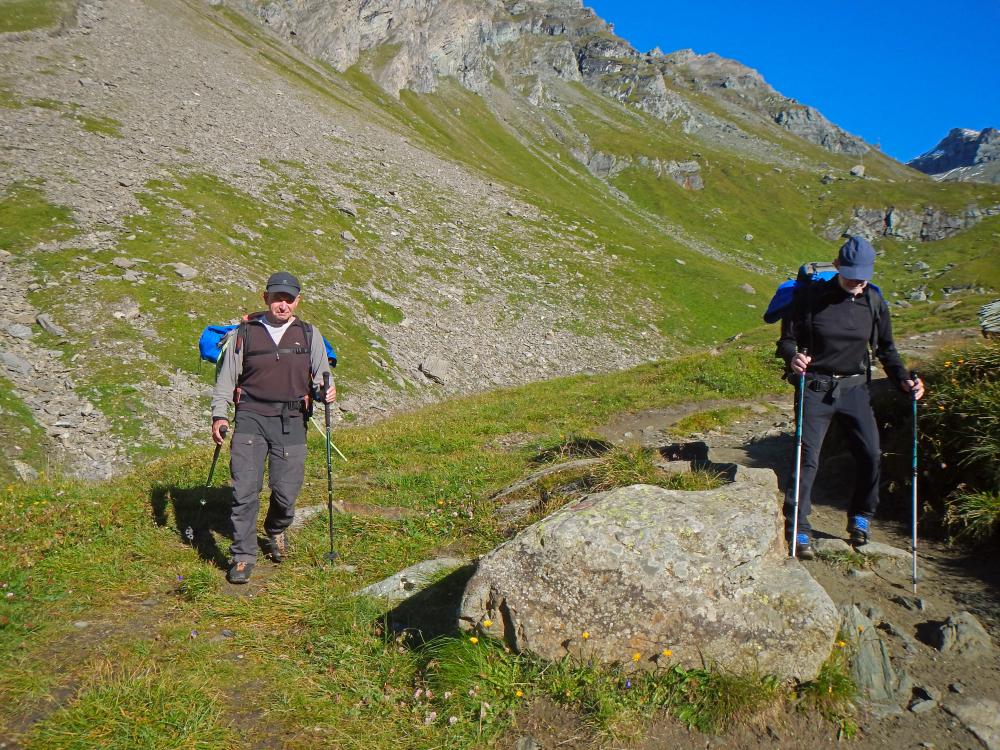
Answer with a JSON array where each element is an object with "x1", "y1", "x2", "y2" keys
[{"x1": 1, "y1": 0, "x2": 999, "y2": 484}]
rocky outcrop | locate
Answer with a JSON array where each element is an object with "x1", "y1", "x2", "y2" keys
[
  {"x1": 908, "y1": 128, "x2": 1000, "y2": 184},
  {"x1": 823, "y1": 204, "x2": 1000, "y2": 242},
  {"x1": 773, "y1": 105, "x2": 868, "y2": 156},
  {"x1": 459, "y1": 478, "x2": 838, "y2": 681}
]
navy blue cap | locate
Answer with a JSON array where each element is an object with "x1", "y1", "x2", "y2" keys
[
  {"x1": 265, "y1": 271, "x2": 300, "y2": 297},
  {"x1": 837, "y1": 236, "x2": 876, "y2": 281}
]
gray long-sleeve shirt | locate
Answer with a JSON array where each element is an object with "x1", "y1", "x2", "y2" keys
[{"x1": 211, "y1": 317, "x2": 332, "y2": 421}]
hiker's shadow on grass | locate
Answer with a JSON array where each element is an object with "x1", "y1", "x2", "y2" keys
[
  {"x1": 150, "y1": 485, "x2": 232, "y2": 569},
  {"x1": 373, "y1": 565, "x2": 476, "y2": 646}
]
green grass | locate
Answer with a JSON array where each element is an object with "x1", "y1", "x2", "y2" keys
[
  {"x1": 0, "y1": 374, "x2": 53, "y2": 484},
  {"x1": 796, "y1": 639, "x2": 857, "y2": 739},
  {"x1": 0, "y1": 0, "x2": 72, "y2": 33},
  {"x1": 944, "y1": 491, "x2": 1000, "y2": 542},
  {"x1": 27, "y1": 662, "x2": 237, "y2": 749},
  {"x1": 420, "y1": 635, "x2": 783, "y2": 742},
  {"x1": 0, "y1": 345, "x2": 800, "y2": 745},
  {"x1": 670, "y1": 405, "x2": 757, "y2": 438},
  {"x1": 916, "y1": 340, "x2": 1000, "y2": 539}
]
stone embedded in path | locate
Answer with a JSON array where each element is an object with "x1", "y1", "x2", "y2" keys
[
  {"x1": 856, "y1": 541, "x2": 910, "y2": 560},
  {"x1": 840, "y1": 604, "x2": 912, "y2": 710},
  {"x1": 932, "y1": 611, "x2": 994, "y2": 657},
  {"x1": 814, "y1": 538, "x2": 852, "y2": 555},
  {"x1": 942, "y1": 698, "x2": 1000, "y2": 750},
  {"x1": 461, "y1": 481, "x2": 839, "y2": 680},
  {"x1": 357, "y1": 558, "x2": 469, "y2": 604}
]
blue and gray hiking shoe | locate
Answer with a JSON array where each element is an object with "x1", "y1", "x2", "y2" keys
[
  {"x1": 849, "y1": 516, "x2": 870, "y2": 546},
  {"x1": 790, "y1": 533, "x2": 815, "y2": 560}
]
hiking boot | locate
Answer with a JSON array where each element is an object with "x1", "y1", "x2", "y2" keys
[
  {"x1": 787, "y1": 533, "x2": 815, "y2": 560},
  {"x1": 849, "y1": 516, "x2": 871, "y2": 546},
  {"x1": 267, "y1": 532, "x2": 290, "y2": 563},
  {"x1": 227, "y1": 560, "x2": 255, "y2": 584}
]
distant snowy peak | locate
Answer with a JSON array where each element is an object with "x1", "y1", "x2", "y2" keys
[{"x1": 908, "y1": 127, "x2": 1000, "y2": 184}]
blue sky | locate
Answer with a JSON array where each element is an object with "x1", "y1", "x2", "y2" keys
[{"x1": 586, "y1": 1, "x2": 1000, "y2": 163}]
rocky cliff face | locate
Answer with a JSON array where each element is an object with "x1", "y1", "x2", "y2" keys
[
  {"x1": 235, "y1": 0, "x2": 869, "y2": 157},
  {"x1": 908, "y1": 128, "x2": 1000, "y2": 184}
]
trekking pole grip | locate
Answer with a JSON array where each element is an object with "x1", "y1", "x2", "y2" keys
[{"x1": 323, "y1": 373, "x2": 332, "y2": 421}]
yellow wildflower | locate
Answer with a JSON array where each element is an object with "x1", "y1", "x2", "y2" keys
[
  {"x1": 515, "y1": 689, "x2": 524, "y2": 698},
  {"x1": 469, "y1": 637, "x2": 479, "y2": 644},
  {"x1": 661, "y1": 649, "x2": 673, "y2": 658},
  {"x1": 482, "y1": 619, "x2": 493, "y2": 628},
  {"x1": 581, "y1": 631, "x2": 590, "y2": 640},
  {"x1": 632, "y1": 652, "x2": 641, "y2": 662},
  {"x1": 836, "y1": 640, "x2": 847, "y2": 648}
]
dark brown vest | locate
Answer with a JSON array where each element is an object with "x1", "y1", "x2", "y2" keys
[{"x1": 236, "y1": 318, "x2": 311, "y2": 416}]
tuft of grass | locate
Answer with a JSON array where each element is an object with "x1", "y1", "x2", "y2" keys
[
  {"x1": 796, "y1": 640, "x2": 857, "y2": 739},
  {"x1": 915, "y1": 340, "x2": 1000, "y2": 540},
  {"x1": 27, "y1": 662, "x2": 236, "y2": 749},
  {"x1": 944, "y1": 491, "x2": 1000, "y2": 542},
  {"x1": 670, "y1": 406, "x2": 756, "y2": 438},
  {"x1": 814, "y1": 548, "x2": 868, "y2": 570},
  {"x1": 175, "y1": 566, "x2": 217, "y2": 603},
  {"x1": 588, "y1": 445, "x2": 660, "y2": 491}
]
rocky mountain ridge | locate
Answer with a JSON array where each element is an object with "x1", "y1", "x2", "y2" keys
[
  {"x1": 236, "y1": 0, "x2": 870, "y2": 160},
  {"x1": 908, "y1": 127, "x2": 1000, "y2": 184}
]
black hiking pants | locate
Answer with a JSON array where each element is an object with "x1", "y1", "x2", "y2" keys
[
  {"x1": 229, "y1": 410, "x2": 307, "y2": 563},
  {"x1": 784, "y1": 376, "x2": 881, "y2": 538}
]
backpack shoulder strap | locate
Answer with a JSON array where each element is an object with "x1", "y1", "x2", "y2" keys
[
  {"x1": 865, "y1": 286, "x2": 882, "y2": 350},
  {"x1": 791, "y1": 278, "x2": 821, "y2": 353}
]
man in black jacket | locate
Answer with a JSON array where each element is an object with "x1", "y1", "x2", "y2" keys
[
  {"x1": 777, "y1": 236, "x2": 924, "y2": 558},
  {"x1": 211, "y1": 272, "x2": 335, "y2": 583}
]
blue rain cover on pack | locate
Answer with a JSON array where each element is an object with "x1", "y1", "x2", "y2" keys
[{"x1": 198, "y1": 324, "x2": 338, "y2": 366}]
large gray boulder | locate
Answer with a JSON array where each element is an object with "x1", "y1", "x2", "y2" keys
[{"x1": 460, "y1": 480, "x2": 838, "y2": 680}]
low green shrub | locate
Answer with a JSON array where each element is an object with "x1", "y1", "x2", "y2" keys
[{"x1": 918, "y1": 340, "x2": 1000, "y2": 540}]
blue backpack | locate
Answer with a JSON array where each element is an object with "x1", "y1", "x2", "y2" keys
[
  {"x1": 198, "y1": 319, "x2": 337, "y2": 368},
  {"x1": 763, "y1": 261, "x2": 882, "y2": 350}
]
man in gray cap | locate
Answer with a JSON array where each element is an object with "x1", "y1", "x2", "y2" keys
[
  {"x1": 212, "y1": 271, "x2": 335, "y2": 584},
  {"x1": 777, "y1": 236, "x2": 924, "y2": 558}
]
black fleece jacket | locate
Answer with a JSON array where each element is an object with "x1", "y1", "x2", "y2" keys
[{"x1": 776, "y1": 277, "x2": 910, "y2": 385}]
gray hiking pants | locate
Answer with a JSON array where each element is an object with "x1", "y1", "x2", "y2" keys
[{"x1": 229, "y1": 410, "x2": 307, "y2": 563}]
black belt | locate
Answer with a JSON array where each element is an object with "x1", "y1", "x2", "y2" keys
[
  {"x1": 805, "y1": 372, "x2": 865, "y2": 400},
  {"x1": 236, "y1": 394, "x2": 311, "y2": 433}
]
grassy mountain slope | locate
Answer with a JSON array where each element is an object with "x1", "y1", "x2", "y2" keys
[{"x1": 1, "y1": 0, "x2": 999, "y2": 484}]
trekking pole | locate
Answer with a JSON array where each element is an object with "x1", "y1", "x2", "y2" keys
[
  {"x1": 184, "y1": 424, "x2": 227, "y2": 544},
  {"x1": 790, "y1": 349, "x2": 808, "y2": 559},
  {"x1": 323, "y1": 372, "x2": 339, "y2": 562},
  {"x1": 911, "y1": 371, "x2": 920, "y2": 594}
]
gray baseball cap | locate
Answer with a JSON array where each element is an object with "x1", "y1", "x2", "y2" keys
[{"x1": 265, "y1": 271, "x2": 301, "y2": 297}]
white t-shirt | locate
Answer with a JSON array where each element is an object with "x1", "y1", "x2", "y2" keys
[{"x1": 262, "y1": 318, "x2": 294, "y2": 346}]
